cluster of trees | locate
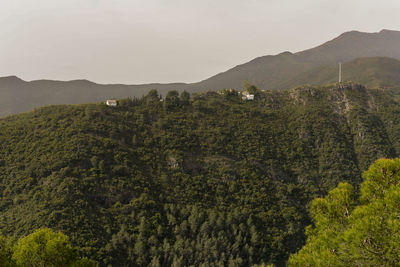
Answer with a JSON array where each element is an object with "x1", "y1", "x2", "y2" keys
[
  {"x1": 0, "y1": 82, "x2": 400, "y2": 265},
  {"x1": 289, "y1": 158, "x2": 400, "y2": 266},
  {"x1": 104, "y1": 203, "x2": 297, "y2": 266},
  {"x1": 0, "y1": 228, "x2": 93, "y2": 266}
]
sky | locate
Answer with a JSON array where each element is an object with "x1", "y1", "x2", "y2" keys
[{"x1": 1, "y1": 0, "x2": 400, "y2": 84}]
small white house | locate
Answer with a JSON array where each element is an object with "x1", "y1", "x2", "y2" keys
[
  {"x1": 242, "y1": 94, "x2": 254, "y2": 101},
  {"x1": 106, "y1": 100, "x2": 117, "y2": 106}
]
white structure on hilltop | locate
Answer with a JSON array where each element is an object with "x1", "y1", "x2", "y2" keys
[
  {"x1": 242, "y1": 93, "x2": 255, "y2": 101},
  {"x1": 106, "y1": 100, "x2": 117, "y2": 106},
  {"x1": 246, "y1": 94, "x2": 255, "y2": 100}
]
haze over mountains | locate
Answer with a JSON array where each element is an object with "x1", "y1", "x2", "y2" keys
[{"x1": 2, "y1": 29, "x2": 400, "y2": 117}]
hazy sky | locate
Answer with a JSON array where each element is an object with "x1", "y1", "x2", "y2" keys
[{"x1": 1, "y1": 0, "x2": 400, "y2": 84}]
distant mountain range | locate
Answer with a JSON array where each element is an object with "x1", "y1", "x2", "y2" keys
[
  {"x1": 2, "y1": 29, "x2": 400, "y2": 116},
  {"x1": 193, "y1": 29, "x2": 400, "y2": 90}
]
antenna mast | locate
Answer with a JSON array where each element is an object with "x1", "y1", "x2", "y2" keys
[{"x1": 339, "y1": 62, "x2": 342, "y2": 83}]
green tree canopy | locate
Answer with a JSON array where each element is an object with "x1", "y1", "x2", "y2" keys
[
  {"x1": 146, "y1": 89, "x2": 160, "y2": 103},
  {"x1": 289, "y1": 158, "x2": 400, "y2": 266},
  {"x1": 164, "y1": 90, "x2": 180, "y2": 110},
  {"x1": 243, "y1": 80, "x2": 258, "y2": 94},
  {"x1": 180, "y1": 90, "x2": 190, "y2": 102},
  {"x1": 12, "y1": 228, "x2": 94, "y2": 267}
]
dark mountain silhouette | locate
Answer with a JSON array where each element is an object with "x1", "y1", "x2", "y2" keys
[
  {"x1": 0, "y1": 77, "x2": 187, "y2": 117},
  {"x1": 2, "y1": 29, "x2": 400, "y2": 116},
  {"x1": 277, "y1": 56, "x2": 400, "y2": 89},
  {"x1": 194, "y1": 29, "x2": 400, "y2": 90}
]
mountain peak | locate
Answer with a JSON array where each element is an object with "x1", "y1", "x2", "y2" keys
[
  {"x1": 0, "y1": 75, "x2": 24, "y2": 82},
  {"x1": 0, "y1": 76, "x2": 26, "y2": 85},
  {"x1": 339, "y1": 30, "x2": 364, "y2": 36},
  {"x1": 278, "y1": 51, "x2": 293, "y2": 56},
  {"x1": 336, "y1": 29, "x2": 400, "y2": 38},
  {"x1": 66, "y1": 79, "x2": 97, "y2": 86},
  {"x1": 379, "y1": 29, "x2": 399, "y2": 34}
]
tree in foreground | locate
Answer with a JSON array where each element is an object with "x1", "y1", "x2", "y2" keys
[
  {"x1": 12, "y1": 228, "x2": 94, "y2": 267},
  {"x1": 289, "y1": 158, "x2": 400, "y2": 266}
]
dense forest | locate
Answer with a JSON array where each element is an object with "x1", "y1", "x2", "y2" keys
[{"x1": 1, "y1": 82, "x2": 400, "y2": 266}]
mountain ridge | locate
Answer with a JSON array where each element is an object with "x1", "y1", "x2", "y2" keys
[{"x1": 2, "y1": 29, "x2": 400, "y2": 116}]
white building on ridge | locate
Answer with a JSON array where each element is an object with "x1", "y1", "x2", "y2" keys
[
  {"x1": 106, "y1": 100, "x2": 117, "y2": 106},
  {"x1": 241, "y1": 93, "x2": 255, "y2": 101}
]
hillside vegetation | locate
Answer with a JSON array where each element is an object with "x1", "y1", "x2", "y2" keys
[{"x1": 1, "y1": 83, "x2": 400, "y2": 266}]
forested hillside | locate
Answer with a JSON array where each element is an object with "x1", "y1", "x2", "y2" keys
[{"x1": 1, "y1": 82, "x2": 400, "y2": 266}]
